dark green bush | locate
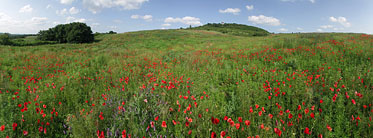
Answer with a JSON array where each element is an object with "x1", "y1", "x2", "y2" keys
[
  {"x1": 37, "y1": 22, "x2": 94, "y2": 43},
  {"x1": 0, "y1": 33, "x2": 12, "y2": 45}
]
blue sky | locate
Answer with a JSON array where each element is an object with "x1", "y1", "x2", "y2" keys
[{"x1": 0, "y1": 0, "x2": 372, "y2": 34}]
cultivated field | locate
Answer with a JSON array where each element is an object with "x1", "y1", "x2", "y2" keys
[{"x1": 0, "y1": 30, "x2": 372, "y2": 137}]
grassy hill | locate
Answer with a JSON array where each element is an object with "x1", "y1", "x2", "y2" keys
[
  {"x1": 189, "y1": 23, "x2": 270, "y2": 37},
  {"x1": 0, "y1": 29, "x2": 372, "y2": 137}
]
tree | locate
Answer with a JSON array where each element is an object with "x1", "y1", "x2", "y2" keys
[
  {"x1": 108, "y1": 31, "x2": 117, "y2": 34},
  {"x1": 0, "y1": 33, "x2": 12, "y2": 45},
  {"x1": 37, "y1": 22, "x2": 94, "y2": 43}
]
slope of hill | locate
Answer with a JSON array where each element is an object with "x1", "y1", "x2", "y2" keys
[
  {"x1": 189, "y1": 23, "x2": 270, "y2": 37},
  {"x1": 0, "y1": 28, "x2": 372, "y2": 137}
]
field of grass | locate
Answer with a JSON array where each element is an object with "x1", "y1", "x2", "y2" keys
[{"x1": 0, "y1": 29, "x2": 372, "y2": 138}]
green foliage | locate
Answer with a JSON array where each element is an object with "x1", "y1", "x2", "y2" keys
[
  {"x1": 108, "y1": 31, "x2": 117, "y2": 34},
  {"x1": 0, "y1": 33, "x2": 12, "y2": 45},
  {"x1": 189, "y1": 23, "x2": 270, "y2": 36},
  {"x1": 37, "y1": 22, "x2": 94, "y2": 43}
]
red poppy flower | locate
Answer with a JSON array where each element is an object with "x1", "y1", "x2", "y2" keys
[
  {"x1": 326, "y1": 124, "x2": 332, "y2": 131},
  {"x1": 351, "y1": 99, "x2": 356, "y2": 104},
  {"x1": 245, "y1": 120, "x2": 251, "y2": 126},
  {"x1": 23, "y1": 130, "x2": 28, "y2": 136},
  {"x1": 161, "y1": 121, "x2": 167, "y2": 128},
  {"x1": 220, "y1": 131, "x2": 226, "y2": 137},
  {"x1": 274, "y1": 128, "x2": 282, "y2": 137},
  {"x1": 12, "y1": 123, "x2": 17, "y2": 131},
  {"x1": 0, "y1": 125, "x2": 4, "y2": 131},
  {"x1": 304, "y1": 127, "x2": 311, "y2": 135},
  {"x1": 155, "y1": 116, "x2": 159, "y2": 121},
  {"x1": 122, "y1": 129, "x2": 126, "y2": 138},
  {"x1": 238, "y1": 117, "x2": 243, "y2": 123},
  {"x1": 235, "y1": 123, "x2": 240, "y2": 129},
  {"x1": 214, "y1": 118, "x2": 220, "y2": 124},
  {"x1": 150, "y1": 121, "x2": 154, "y2": 128},
  {"x1": 211, "y1": 132, "x2": 216, "y2": 138}
]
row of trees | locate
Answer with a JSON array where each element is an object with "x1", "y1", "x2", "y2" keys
[{"x1": 37, "y1": 22, "x2": 94, "y2": 43}]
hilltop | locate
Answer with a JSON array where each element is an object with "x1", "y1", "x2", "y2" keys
[{"x1": 189, "y1": 23, "x2": 270, "y2": 37}]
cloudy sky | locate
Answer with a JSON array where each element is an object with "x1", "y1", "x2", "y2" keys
[{"x1": 0, "y1": 0, "x2": 372, "y2": 34}]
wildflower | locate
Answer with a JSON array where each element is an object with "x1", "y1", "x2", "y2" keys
[
  {"x1": 238, "y1": 117, "x2": 243, "y2": 123},
  {"x1": 12, "y1": 123, "x2": 17, "y2": 131},
  {"x1": 23, "y1": 130, "x2": 28, "y2": 136},
  {"x1": 161, "y1": 121, "x2": 167, "y2": 128},
  {"x1": 304, "y1": 127, "x2": 311, "y2": 135},
  {"x1": 351, "y1": 99, "x2": 356, "y2": 104},
  {"x1": 122, "y1": 129, "x2": 126, "y2": 138},
  {"x1": 220, "y1": 131, "x2": 226, "y2": 137},
  {"x1": 0, "y1": 125, "x2": 4, "y2": 131},
  {"x1": 245, "y1": 120, "x2": 250, "y2": 126},
  {"x1": 211, "y1": 132, "x2": 216, "y2": 138},
  {"x1": 235, "y1": 123, "x2": 240, "y2": 129},
  {"x1": 326, "y1": 124, "x2": 332, "y2": 131},
  {"x1": 274, "y1": 128, "x2": 282, "y2": 137}
]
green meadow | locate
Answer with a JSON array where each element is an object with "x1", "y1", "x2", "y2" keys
[{"x1": 0, "y1": 29, "x2": 372, "y2": 137}]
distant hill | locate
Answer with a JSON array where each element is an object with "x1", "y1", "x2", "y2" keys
[{"x1": 189, "y1": 23, "x2": 270, "y2": 37}]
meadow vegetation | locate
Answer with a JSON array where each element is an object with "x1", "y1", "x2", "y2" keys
[{"x1": 0, "y1": 29, "x2": 372, "y2": 138}]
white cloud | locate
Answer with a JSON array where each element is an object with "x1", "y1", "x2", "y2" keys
[
  {"x1": 66, "y1": 16, "x2": 86, "y2": 23},
  {"x1": 19, "y1": 5, "x2": 33, "y2": 13},
  {"x1": 69, "y1": 7, "x2": 80, "y2": 14},
  {"x1": 248, "y1": 15, "x2": 281, "y2": 26},
  {"x1": 320, "y1": 25, "x2": 333, "y2": 29},
  {"x1": 57, "y1": 7, "x2": 80, "y2": 15},
  {"x1": 108, "y1": 25, "x2": 118, "y2": 30},
  {"x1": 317, "y1": 29, "x2": 323, "y2": 32},
  {"x1": 310, "y1": 0, "x2": 315, "y2": 3},
  {"x1": 246, "y1": 5, "x2": 254, "y2": 11},
  {"x1": 296, "y1": 27, "x2": 303, "y2": 31},
  {"x1": 162, "y1": 23, "x2": 171, "y2": 27},
  {"x1": 83, "y1": 0, "x2": 149, "y2": 14},
  {"x1": 60, "y1": 0, "x2": 74, "y2": 5},
  {"x1": 92, "y1": 23, "x2": 100, "y2": 26},
  {"x1": 131, "y1": 14, "x2": 152, "y2": 21},
  {"x1": 131, "y1": 15, "x2": 140, "y2": 19},
  {"x1": 219, "y1": 8, "x2": 241, "y2": 15},
  {"x1": 164, "y1": 16, "x2": 202, "y2": 26},
  {"x1": 279, "y1": 28, "x2": 288, "y2": 32},
  {"x1": 30, "y1": 17, "x2": 48, "y2": 25},
  {"x1": 329, "y1": 16, "x2": 351, "y2": 27},
  {"x1": 56, "y1": 9, "x2": 68, "y2": 15},
  {"x1": 46, "y1": 4, "x2": 52, "y2": 9},
  {"x1": 333, "y1": 28, "x2": 344, "y2": 31},
  {"x1": 0, "y1": 12, "x2": 51, "y2": 34}
]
